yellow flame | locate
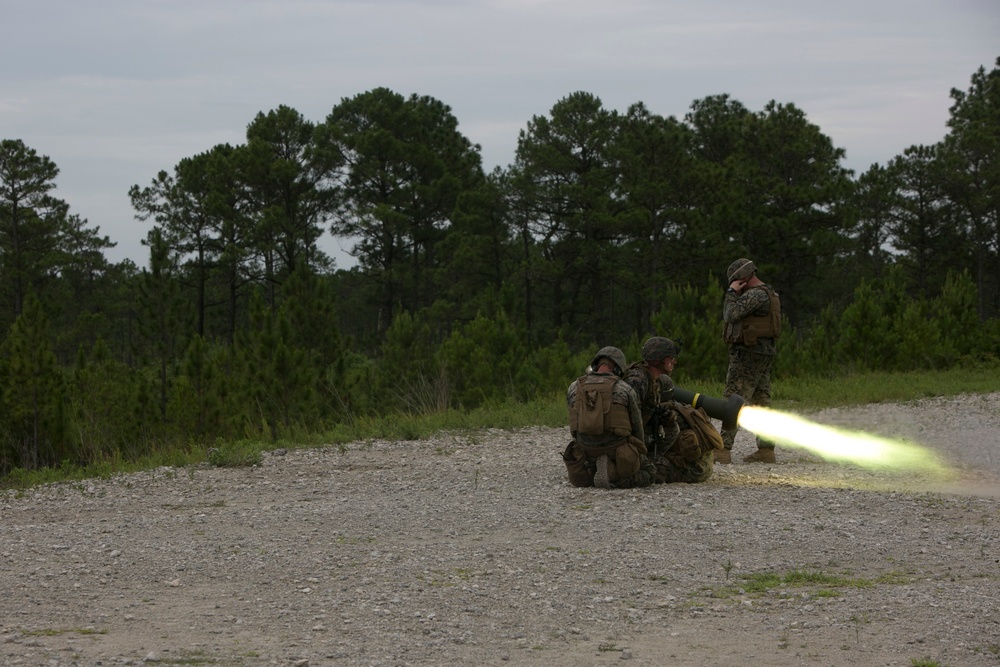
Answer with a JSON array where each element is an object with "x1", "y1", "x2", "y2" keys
[{"x1": 737, "y1": 406, "x2": 950, "y2": 473}]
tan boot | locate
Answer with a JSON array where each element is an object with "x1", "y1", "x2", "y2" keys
[
  {"x1": 743, "y1": 448, "x2": 776, "y2": 463},
  {"x1": 713, "y1": 448, "x2": 732, "y2": 464},
  {"x1": 594, "y1": 455, "x2": 611, "y2": 489}
]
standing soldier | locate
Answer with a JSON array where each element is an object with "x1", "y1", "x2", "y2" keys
[{"x1": 718, "y1": 258, "x2": 781, "y2": 463}]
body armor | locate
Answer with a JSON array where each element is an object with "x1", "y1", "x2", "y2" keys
[
  {"x1": 724, "y1": 285, "x2": 781, "y2": 346},
  {"x1": 569, "y1": 374, "x2": 633, "y2": 438}
]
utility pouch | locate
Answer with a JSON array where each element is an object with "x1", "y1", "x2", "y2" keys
[
  {"x1": 562, "y1": 441, "x2": 593, "y2": 487},
  {"x1": 609, "y1": 436, "x2": 644, "y2": 480},
  {"x1": 674, "y1": 403, "x2": 724, "y2": 453},
  {"x1": 674, "y1": 428, "x2": 703, "y2": 462}
]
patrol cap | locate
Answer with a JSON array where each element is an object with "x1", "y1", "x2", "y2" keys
[
  {"x1": 641, "y1": 336, "x2": 681, "y2": 362},
  {"x1": 727, "y1": 258, "x2": 756, "y2": 283}
]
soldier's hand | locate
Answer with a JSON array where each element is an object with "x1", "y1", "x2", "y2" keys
[{"x1": 652, "y1": 404, "x2": 676, "y2": 427}]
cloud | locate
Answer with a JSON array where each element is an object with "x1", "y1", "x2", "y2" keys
[{"x1": 2, "y1": 0, "x2": 998, "y2": 264}]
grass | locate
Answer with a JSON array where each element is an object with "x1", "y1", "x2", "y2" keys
[
  {"x1": 706, "y1": 566, "x2": 919, "y2": 604},
  {"x1": 735, "y1": 568, "x2": 873, "y2": 596},
  {"x1": 3, "y1": 363, "x2": 999, "y2": 490},
  {"x1": 707, "y1": 567, "x2": 891, "y2": 600},
  {"x1": 771, "y1": 362, "x2": 1000, "y2": 410},
  {"x1": 746, "y1": 569, "x2": 872, "y2": 590}
]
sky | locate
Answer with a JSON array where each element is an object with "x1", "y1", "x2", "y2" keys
[{"x1": 3, "y1": 0, "x2": 999, "y2": 268}]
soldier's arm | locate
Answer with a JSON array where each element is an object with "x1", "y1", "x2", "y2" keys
[
  {"x1": 657, "y1": 374, "x2": 674, "y2": 402},
  {"x1": 621, "y1": 368, "x2": 646, "y2": 400},
  {"x1": 623, "y1": 385, "x2": 645, "y2": 443},
  {"x1": 723, "y1": 286, "x2": 770, "y2": 323}
]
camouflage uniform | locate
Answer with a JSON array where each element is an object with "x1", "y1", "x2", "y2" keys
[
  {"x1": 564, "y1": 348, "x2": 655, "y2": 489},
  {"x1": 623, "y1": 361, "x2": 714, "y2": 484},
  {"x1": 722, "y1": 261, "x2": 781, "y2": 453},
  {"x1": 622, "y1": 337, "x2": 714, "y2": 484}
]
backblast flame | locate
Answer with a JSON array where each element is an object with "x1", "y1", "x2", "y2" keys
[{"x1": 736, "y1": 405, "x2": 950, "y2": 474}]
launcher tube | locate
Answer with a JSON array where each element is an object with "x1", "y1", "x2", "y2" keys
[{"x1": 673, "y1": 386, "x2": 745, "y2": 432}]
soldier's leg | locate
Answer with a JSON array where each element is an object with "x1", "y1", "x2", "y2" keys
[
  {"x1": 614, "y1": 457, "x2": 657, "y2": 488},
  {"x1": 657, "y1": 453, "x2": 714, "y2": 483},
  {"x1": 751, "y1": 355, "x2": 774, "y2": 449},
  {"x1": 744, "y1": 355, "x2": 776, "y2": 462},
  {"x1": 720, "y1": 347, "x2": 755, "y2": 460}
]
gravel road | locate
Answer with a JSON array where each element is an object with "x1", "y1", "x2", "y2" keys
[{"x1": 2, "y1": 393, "x2": 999, "y2": 667}]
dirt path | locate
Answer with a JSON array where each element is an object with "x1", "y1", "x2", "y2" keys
[{"x1": 2, "y1": 394, "x2": 999, "y2": 666}]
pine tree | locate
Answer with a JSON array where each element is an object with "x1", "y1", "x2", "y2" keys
[
  {"x1": 234, "y1": 292, "x2": 318, "y2": 439},
  {"x1": 135, "y1": 228, "x2": 190, "y2": 423},
  {"x1": 0, "y1": 292, "x2": 69, "y2": 471}
]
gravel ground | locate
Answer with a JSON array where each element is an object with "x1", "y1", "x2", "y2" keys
[{"x1": 2, "y1": 393, "x2": 999, "y2": 667}]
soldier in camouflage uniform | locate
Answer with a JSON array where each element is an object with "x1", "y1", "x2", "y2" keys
[
  {"x1": 623, "y1": 337, "x2": 715, "y2": 483},
  {"x1": 564, "y1": 346, "x2": 656, "y2": 489},
  {"x1": 719, "y1": 258, "x2": 781, "y2": 464}
]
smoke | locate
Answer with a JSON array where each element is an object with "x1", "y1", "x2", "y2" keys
[{"x1": 737, "y1": 406, "x2": 953, "y2": 476}]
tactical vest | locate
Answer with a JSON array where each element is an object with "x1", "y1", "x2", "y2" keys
[
  {"x1": 570, "y1": 374, "x2": 633, "y2": 438},
  {"x1": 724, "y1": 285, "x2": 781, "y2": 346}
]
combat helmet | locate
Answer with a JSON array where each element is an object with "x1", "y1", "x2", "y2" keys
[
  {"x1": 590, "y1": 346, "x2": 627, "y2": 376},
  {"x1": 727, "y1": 258, "x2": 756, "y2": 283},
  {"x1": 641, "y1": 336, "x2": 681, "y2": 362}
]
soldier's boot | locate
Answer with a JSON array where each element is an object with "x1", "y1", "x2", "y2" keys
[
  {"x1": 713, "y1": 448, "x2": 732, "y2": 464},
  {"x1": 594, "y1": 455, "x2": 611, "y2": 489},
  {"x1": 614, "y1": 467, "x2": 654, "y2": 489},
  {"x1": 743, "y1": 448, "x2": 776, "y2": 463}
]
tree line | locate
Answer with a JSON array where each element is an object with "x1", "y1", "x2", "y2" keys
[{"x1": 1, "y1": 59, "x2": 998, "y2": 475}]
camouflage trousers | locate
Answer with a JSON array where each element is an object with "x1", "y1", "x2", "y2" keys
[
  {"x1": 646, "y1": 422, "x2": 713, "y2": 484},
  {"x1": 564, "y1": 441, "x2": 656, "y2": 489},
  {"x1": 652, "y1": 451, "x2": 714, "y2": 484},
  {"x1": 722, "y1": 346, "x2": 775, "y2": 450},
  {"x1": 611, "y1": 457, "x2": 657, "y2": 489}
]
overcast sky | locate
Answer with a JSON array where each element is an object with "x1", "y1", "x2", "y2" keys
[{"x1": 3, "y1": 0, "x2": 998, "y2": 267}]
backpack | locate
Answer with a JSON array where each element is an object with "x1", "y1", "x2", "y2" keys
[
  {"x1": 569, "y1": 374, "x2": 632, "y2": 438},
  {"x1": 672, "y1": 402, "x2": 724, "y2": 454}
]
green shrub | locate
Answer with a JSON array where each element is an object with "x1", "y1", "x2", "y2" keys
[
  {"x1": 436, "y1": 310, "x2": 527, "y2": 409},
  {"x1": 207, "y1": 439, "x2": 264, "y2": 468},
  {"x1": 649, "y1": 275, "x2": 728, "y2": 383}
]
